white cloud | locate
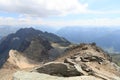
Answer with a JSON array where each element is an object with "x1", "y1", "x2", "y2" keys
[
  {"x1": 0, "y1": 0, "x2": 88, "y2": 17},
  {"x1": 0, "y1": 17, "x2": 43, "y2": 25},
  {"x1": 0, "y1": 0, "x2": 120, "y2": 27},
  {"x1": 42, "y1": 18, "x2": 120, "y2": 27},
  {"x1": 0, "y1": 16, "x2": 120, "y2": 27}
]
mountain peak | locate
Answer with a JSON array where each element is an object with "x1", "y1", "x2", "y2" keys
[
  {"x1": 17, "y1": 27, "x2": 34, "y2": 32},
  {"x1": 0, "y1": 27, "x2": 71, "y2": 67}
]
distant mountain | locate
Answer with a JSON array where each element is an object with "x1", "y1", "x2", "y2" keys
[
  {"x1": 0, "y1": 28, "x2": 71, "y2": 67},
  {"x1": 56, "y1": 26, "x2": 120, "y2": 52},
  {"x1": 96, "y1": 30, "x2": 120, "y2": 52},
  {"x1": 0, "y1": 25, "x2": 59, "y2": 38}
]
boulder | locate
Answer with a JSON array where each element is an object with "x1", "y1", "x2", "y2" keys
[{"x1": 34, "y1": 62, "x2": 82, "y2": 77}]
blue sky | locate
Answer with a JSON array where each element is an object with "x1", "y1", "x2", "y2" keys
[{"x1": 0, "y1": 0, "x2": 120, "y2": 27}]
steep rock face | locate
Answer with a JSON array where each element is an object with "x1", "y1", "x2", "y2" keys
[
  {"x1": 13, "y1": 43, "x2": 120, "y2": 80},
  {"x1": 0, "y1": 28, "x2": 71, "y2": 67}
]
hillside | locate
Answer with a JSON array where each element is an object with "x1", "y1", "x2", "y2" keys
[
  {"x1": 0, "y1": 50, "x2": 38, "y2": 80},
  {"x1": 13, "y1": 43, "x2": 120, "y2": 80},
  {"x1": 0, "y1": 42, "x2": 120, "y2": 80},
  {"x1": 0, "y1": 28, "x2": 71, "y2": 67}
]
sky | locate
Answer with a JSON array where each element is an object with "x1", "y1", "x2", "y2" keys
[{"x1": 0, "y1": 0, "x2": 120, "y2": 27}]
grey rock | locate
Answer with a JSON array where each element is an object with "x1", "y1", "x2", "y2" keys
[{"x1": 35, "y1": 62, "x2": 82, "y2": 77}]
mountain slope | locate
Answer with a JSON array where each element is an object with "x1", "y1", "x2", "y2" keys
[
  {"x1": 0, "y1": 28, "x2": 71, "y2": 67},
  {"x1": 13, "y1": 43, "x2": 120, "y2": 80}
]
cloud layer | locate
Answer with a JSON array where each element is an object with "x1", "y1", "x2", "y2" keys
[
  {"x1": 0, "y1": 0, "x2": 88, "y2": 17},
  {"x1": 0, "y1": 0, "x2": 119, "y2": 27},
  {"x1": 0, "y1": 17, "x2": 120, "y2": 27}
]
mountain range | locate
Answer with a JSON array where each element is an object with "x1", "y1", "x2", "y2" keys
[
  {"x1": 0, "y1": 27, "x2": 120, "y2": 80},
  {"x1": 56, "y1": 26, "x2": 120, "y2": 52},
  {"x1": 1, "y1": 25, "x2": 120, "y2": 53}
]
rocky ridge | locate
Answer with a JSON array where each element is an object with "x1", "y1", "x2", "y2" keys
[
  {"x1": 13, "y1": 43, "x2": 120, "y2": 80},
  {"x1": 7, "y1": 50, "x2": 38, "y2": 69}
]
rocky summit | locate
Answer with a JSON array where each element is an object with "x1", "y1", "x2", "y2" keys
[
  {"x1": 13, "y1": 43, "x2": 120, "y2": 80},
  {"x1": 0, "y1": 28, "x2": 70, "y2": 67}
]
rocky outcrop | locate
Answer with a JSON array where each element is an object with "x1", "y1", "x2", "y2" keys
[
  {"x1": 13, "y1": 43, "x2": 120, "y2": 80},
  {"x1": 35, "y1": 62, "x2": 82, "y2": 77}
]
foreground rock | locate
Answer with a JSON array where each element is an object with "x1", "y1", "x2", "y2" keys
[
  {"x1": 13, "y1": 43, "x2": 120, "y2": 80},
  {"x1": 35, "y1": 62, "x2": 82, "y2": 77},
  {"x1": 13, "y1": 71, "x2": 102, "y2": 80}
]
